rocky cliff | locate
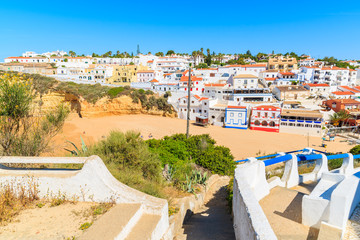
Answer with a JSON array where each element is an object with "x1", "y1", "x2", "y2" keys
[{"x1": 39, "y1": 92, "x2": 176, "y2": 118}]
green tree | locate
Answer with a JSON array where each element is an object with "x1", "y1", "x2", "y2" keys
[
  {"x1": 330, "y1": 110, "x2": 352, "y2": 127},
  {"x1": 69, "y1": 50, "x2": 76, "y2": 57},
  {"x1": 205, "y1": 48, "x2": 211, "y2": 66},
  {"x1": 196, "y1": 63, "x2": 208, "y2": 69},
  {"x1": 166, "y1": 50, "x2": 175, "y2": 56},
  {"x1": 155, "y1": 52, "x2": 164, "y2": 57}
]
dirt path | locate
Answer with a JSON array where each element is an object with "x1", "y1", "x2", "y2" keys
[{"x1": 175, "y1": 178, "x2": 235, "y2": 240}]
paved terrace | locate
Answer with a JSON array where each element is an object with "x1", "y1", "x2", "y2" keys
[{"x1": 260, "y1": 182, "x2": 318, "y2": 240}]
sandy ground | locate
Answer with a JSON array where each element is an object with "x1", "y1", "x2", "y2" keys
[
  {"x1": 0, "y1": 202, "x2": 100, "y2": 240},
  {"x1": 49, "y1": 114, "x2": 353, "y2": 160}
]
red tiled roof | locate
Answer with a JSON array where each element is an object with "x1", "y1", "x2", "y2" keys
[
  {"x1": 280, "y1": 72, "x2": 295, "y2": 76},
  {"x1": 180, "y1": 76, "x2": 203, "y2": 82},
  {"x1": 306, "y1": 83, "x2": 329, "y2": 87},
  {"x1": 331, "y1": 91, "x2": 354, "y2": 95},
  {"x1": 264, "y1": 78, "x2": 276, "y2": 81},
  {"x1": 194, "y1": 95, "x2": 209, "y2": 101},
  {"x1": 150, "y1": 79, "x2": 159, "y2": 83},
  {"x1": 340, "y1": 86, "x2": 360, "y2": 93},
  {"x1": 137, "y1": 70, "x2": 154, "y2": 73}
]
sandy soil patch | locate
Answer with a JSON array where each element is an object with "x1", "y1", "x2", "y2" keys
[
  {"x1": 0, "y1": 202, "x2": 106, "y2": 240},
  {"x1": 49, "y1": 114, "x2": 353, "y2": 160}
]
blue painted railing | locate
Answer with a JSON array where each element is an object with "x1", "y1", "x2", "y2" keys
[
  {"x1": 263, "y1": 154, "x2": 292, "y2": 166},
  {"x1": 236, "y1": 149, "x2": 360, "y2": 166}
]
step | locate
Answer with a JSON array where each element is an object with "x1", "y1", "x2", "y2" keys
[
  {"x1": 79, "y1": 203, "x2": 143, "y2": 240},
  {"x1": 125, "y1": 214, "x2": 161, "y2": 240}
]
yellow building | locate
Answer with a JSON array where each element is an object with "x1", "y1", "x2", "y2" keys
[
  {"x1": 107, "y1": 64, "x2": 149, "y2": 86},
  {"x1": 268, "y1": 56, "x2": 298, "y2": 71}
]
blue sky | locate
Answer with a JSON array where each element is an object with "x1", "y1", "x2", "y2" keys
[{"x1": 1, "y1": 0, "x2": 360, "y2": 61}]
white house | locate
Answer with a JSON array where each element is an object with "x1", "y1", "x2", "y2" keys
[
  {"x1": 224, "y1": 106, "x2": 248, "y2": 129},
  {"x1": 304, "y1": 83, "x2": 330, "y2": 97},
  {"x1": 177, "y1": 95, "x2": 209, "y2": 120},
  {"x1": 230, "y1": 74, "x2": 259, "y2": 89},
  {"x1": 137, "y1": 70, "x2": 155, "y2": 82}
]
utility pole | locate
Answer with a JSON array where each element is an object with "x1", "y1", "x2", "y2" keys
[{"x1": 186, "y1": 66, "x2": 192, "y2": 139}]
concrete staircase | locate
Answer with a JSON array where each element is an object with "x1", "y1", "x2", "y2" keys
[
  {"x1": 80, "y1": 203, "x2": 163, "y2": 240},
  {"x1": 343, "y1": 204, "x2": 360, "y2": 240}
]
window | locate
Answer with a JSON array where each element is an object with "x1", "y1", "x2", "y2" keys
[
  {"x1": 254, "y1": 120, "x2": 260, "y2": 126},
  {"x1": 261, "y1": 121, "x2": 268, "y2": 126},
  {"x1": 230, "y1": 113, "x2": 234, "y2": 117},
  {"x1": 257, "y1": 112, "x2": 260, "y2": 117},
  {"x1": 192, "y1": 101, "x2": 194, "y2": 104},
  {"x1": 269, "y1": 121, "x2": 275, "y2": 127},
  {"x1": 265, "y1": 112, "x2": 268, "y2": 118}
]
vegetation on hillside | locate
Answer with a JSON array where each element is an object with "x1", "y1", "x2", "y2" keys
[
  {"x1": 0, "y1": 72, "x2": 174, "y2": 114},
  {"x1": 0, "y1": 73, "x2": 69, "y2": 156},
  {"x1": 77, "y1": 131, "x2": 235, "y2": 198},
  {"x1": 317, "y1": 56, "x2": 357, "y2": 70}
]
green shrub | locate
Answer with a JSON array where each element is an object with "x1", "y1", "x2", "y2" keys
[
  {"x1": 80, "y1": 131, "x2": 164, "y2": 197},
  {"x1": 0, "y1": 73, "x2": 70, "y2": 156},
  {"x1": 196, "y1": 146, "x2": 235, "y2": 175},
  {"x1": 146, "y1": 134, "x2": 235, "y2": 176},
  {"x1": 350, "y1": 145, "x2": 360, "y2": 155},
  {"x1": 107, "y1": 87, "x2": 124, "y2": 98},
  {"x1": 328, "y1": 158, "x2": 343, "y2": 170},
  {"x1": 226, "y1": 177, "x2": 234, "y2": 212}
]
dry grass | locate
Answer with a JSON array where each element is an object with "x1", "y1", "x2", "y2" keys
[{"x1": 0, "y1": 178, "x2": 39, "y2": 224}]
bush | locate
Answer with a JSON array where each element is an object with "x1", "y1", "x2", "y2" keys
[
  {"x1": 0, "y1": 73, "x2": 70, "y2": 156},
  {"x1": 350, "y1": 145, "x2": 360, "y2": 155},
  {"x1": 80, "y1": 131, "x2": 164, "y2": 197},
  {"x1": 147, "y1": 134, "x2": 235, "y2": 176},
  {"x1": 196, "y1": 146, "x2": 235, "y2": 175},
  {"x1": 107, "y1": 87, "x2": 124, "y2": 98}
]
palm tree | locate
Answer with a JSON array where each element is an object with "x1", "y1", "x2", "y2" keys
[
  {"x1": 192, "y1": 51, "x2": 198, "y2": 66},
  {"x1": 330, "y1": 110, "x2": 352, "y2": 127}
]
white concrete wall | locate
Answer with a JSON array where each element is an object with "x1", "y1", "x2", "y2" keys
[
  {"x1": 233, "y1": 162, "x2": 277, "y2": 240},
  {"x1": 0, "y1": 156, "x2": 169, "y2": 238}
]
